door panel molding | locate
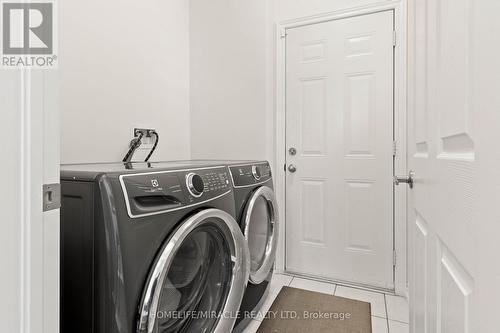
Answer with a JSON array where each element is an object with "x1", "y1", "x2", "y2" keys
[{"x1": 436, "y1": 238, "x2": 474, "y2": 333}]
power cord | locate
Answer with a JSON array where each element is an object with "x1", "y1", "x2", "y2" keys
[
  {"x1": 144, "y1": 130, "x2": 159, "y2": 162},
  {"x1": 122, "y1": 131, "x2": 144, "y2": 163}
]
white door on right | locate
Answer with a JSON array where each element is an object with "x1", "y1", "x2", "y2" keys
[
  {"x1": 285, "y1": 11, "x2": 395, "y2": 289},
  {"x1": 408, "y1": 0, "x2": 500, "y2": 332}
]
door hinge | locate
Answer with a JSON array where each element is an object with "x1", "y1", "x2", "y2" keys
[
  {"x1": 392, "y1": 140, "x2": 397, "y2": 156},
  {"x1": 393, "y1": 30, "x2": 397, "y2": 47},
  {"x1": 43, "y1": 183, "x2": 61, "y2": 212},
  {"x1": 393, "y1": 250, "x2": 397, "y2": 267},
  {"x1": 280, "y1": 30, "x2": 287, "y2": 39}
]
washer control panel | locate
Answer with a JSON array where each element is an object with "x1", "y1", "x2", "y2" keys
[
  {"x1": 201, "y1": 169, "x2": 231, "y2": 193},
  {"x1": 229, "y1": 162, "x2": 272, "y2": 187},
  {"x1": 120, "y1": 166, "x2": 231, "y2": 218}
]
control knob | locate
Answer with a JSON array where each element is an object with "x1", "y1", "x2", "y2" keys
[
  {"x1": 186, "y1": 173, "x2": 204, "y2": 197},
  {"x1": 252, "y1": 165, "x2": 262, "y2": 180}
]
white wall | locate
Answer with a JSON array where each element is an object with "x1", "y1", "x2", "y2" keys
[
  {"x1": 60, "y1": 0, "x2": 394, "y2": 164},
  {"x1": 271, "y1": 0, "x2": 390, "y2": 21},
  {"x1": 189, "y1": 0, "x2": 269, "y2": 160},
  {"x1": 60, "y1": 0, "x2": 191, "y2": 164}
]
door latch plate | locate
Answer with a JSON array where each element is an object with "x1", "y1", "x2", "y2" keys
[{"x1": 43, "y1": 183, "x2": 61, "y2": 212}]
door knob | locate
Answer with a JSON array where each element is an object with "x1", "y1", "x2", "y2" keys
[
  {"x1": 288, "y1": 147, "x2": 297, "y2": 156},
  {"x1": 288, "y1": 164, "x2": 297, "y2": 173},
  {"x1": 394, "y1": 171, "x2": 415, "y2": 189}
]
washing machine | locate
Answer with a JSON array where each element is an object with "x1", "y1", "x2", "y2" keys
[
  {"x1": 60, "y1": 161, "x2": 250, "y2": 333},
  {"x1": 225, "y1": 161, "x2": 279, "y2": 332}
]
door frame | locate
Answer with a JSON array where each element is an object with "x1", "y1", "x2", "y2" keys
[
  {"x1": 2, "y1": 68, "x2": 60, "y2": 331},
  {"x1": 273, "y1": 0, "x2": 408, "y2": 295}
]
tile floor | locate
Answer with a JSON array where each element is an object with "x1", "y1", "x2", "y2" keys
[{"x1": 241, "y1": 273, "x2": 409, "y2": 333}]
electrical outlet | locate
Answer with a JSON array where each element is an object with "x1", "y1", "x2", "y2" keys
[{"x1": 131, "y1": 127, "x2": 157, "y2": 149}]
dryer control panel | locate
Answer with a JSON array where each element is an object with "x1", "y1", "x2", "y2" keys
[
  {"x1": 229, "y1": 162, "x2": 272, "y2": 187},
  {"x1": 120, "y1": 166, "x2": 231, "y2": 218}
]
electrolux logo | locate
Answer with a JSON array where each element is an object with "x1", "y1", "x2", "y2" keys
[{"x1": 1, "y1": 0, "x2": 58, "y2": 68}]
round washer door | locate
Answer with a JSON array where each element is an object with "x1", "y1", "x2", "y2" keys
[
  {"x1": 137, "y1": 209, "x2": 250, "y2": 333},
  {"x1": 243, "y1": 186, "x2": 279, "y2": 285}
]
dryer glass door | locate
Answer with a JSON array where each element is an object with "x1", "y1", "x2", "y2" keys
[
  {"x1": 243, "y1": 186, "x2": 279, "y2": 284},
  {"x1": 137, "y1": 209, "x2": 249, "y2": 333}
]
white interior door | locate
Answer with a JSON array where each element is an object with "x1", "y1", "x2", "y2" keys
[
  {"x1": 408, "y1": 0, "x2": 500, "y2": 332},
  {"x1": 285, "y1": 11, "x2": 395, "y2": 289}
]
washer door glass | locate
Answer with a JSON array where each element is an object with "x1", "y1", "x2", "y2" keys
[
  {"x1": 243, "y1": 186, "x2": 279, "y2": 284},
  {"x1": 156, "y1": 226, "x2": 229, "y2": 332},
  {"x1": 138, "y1": 209, "x2": 249, "y2": 333}
]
